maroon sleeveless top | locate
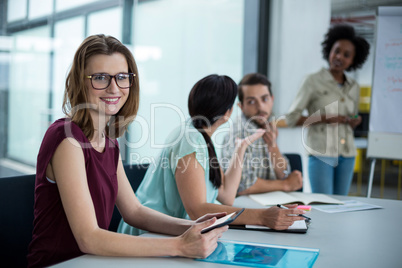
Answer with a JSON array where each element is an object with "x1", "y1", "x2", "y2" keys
[{"x1": 27, "y1": 118, "x2": 119, "y2": 267}]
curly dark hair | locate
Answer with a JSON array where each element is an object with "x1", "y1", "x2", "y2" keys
[{"x1": 321, "y1": 24, "x2": 370, "y2": 71}]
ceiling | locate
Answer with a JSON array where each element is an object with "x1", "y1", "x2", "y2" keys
[
  {"x1": 330, "y1": 0, "x2": 402, "y2": 42},
  {"x1": 331, "y1": 0, "x2": 402, "y2": 14}
]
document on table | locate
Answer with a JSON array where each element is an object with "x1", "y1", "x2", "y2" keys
[{"x1": 312, "y1": 200, "x2": 382, "y2": 213}]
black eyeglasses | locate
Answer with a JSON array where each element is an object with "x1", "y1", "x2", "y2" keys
[{"x1": 86, "y1": 73, "x2": 135, "y2": 90}]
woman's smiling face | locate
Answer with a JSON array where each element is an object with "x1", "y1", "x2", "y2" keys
[{"x1": 85, "y1": 52, "x2": 130, "y2": 118}]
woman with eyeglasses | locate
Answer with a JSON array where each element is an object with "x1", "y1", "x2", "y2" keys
[
  {"x1": 118, "y1": 74, "x2": 306, "y2": 237},
  {"x1": 27, "y1": 34, "x2": 227, "y2": 267}
]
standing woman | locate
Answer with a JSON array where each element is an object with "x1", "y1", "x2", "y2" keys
[
  {"x1": 27, "y1": 35, "x2": 227, "y2": 267},
  {"x1": 118, "y1": 74, "x2": 305, "y2": 236},
  {"x1": 285, "y1": 24, "x2": 370, "y2": 195}
]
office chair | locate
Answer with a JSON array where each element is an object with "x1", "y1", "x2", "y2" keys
[
  {"x1": 283, "y1": 153, "x2": 303, "y2": 173},
  {"x1": 283, "y1": 153, "x2": 303, "y2": 192},
  {"x1": 0, "y1": 174, "x2": 36, "y2": 268}
]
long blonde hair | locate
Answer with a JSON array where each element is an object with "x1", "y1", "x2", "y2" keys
[{"x1": 63, "y1": 34, "x2": 139, "y2": 139}]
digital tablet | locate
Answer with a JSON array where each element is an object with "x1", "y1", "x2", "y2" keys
[{"x1": 201, "y1": 208, "x2": 245, "y2": 234}]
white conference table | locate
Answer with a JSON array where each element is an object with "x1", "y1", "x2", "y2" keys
[{"x1": 54, "y1": 195, "x2": 402, "y2": 268}]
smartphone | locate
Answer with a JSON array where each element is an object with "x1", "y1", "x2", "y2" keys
[{"x1": 201, "y1": 208, "x2": 245, "y2": 234}]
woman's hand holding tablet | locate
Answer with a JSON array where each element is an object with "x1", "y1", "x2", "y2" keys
[{"x1": 201, "y1": 208, "x2": 245, "y2": 234}]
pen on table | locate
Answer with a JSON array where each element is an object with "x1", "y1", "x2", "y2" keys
[{"x1": 277, "y1": 204, "x2": 312, "y2": 221}]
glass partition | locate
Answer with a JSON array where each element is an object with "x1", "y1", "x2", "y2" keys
[
  {"x1": 8, "y1": 26, "x2": 51, "y2": 165},
  {"x1": 52, "y1": 17, "x2": 86, "y2": 122},
  {"x1": 7, "y1": 0, "x2": 27, "y2": 22},
  {"x1": 55, "y1": 0, "x2": 100, "y2": 12},
  {"x1": 127, "y1": 0, "x2": 244, "y2": 163},
  {"x1": 29, "y1": 0, "x2": 53, "y2": 20},
  {"x1": 87, "y1": 7, "x2": 123, "y2": 40}
]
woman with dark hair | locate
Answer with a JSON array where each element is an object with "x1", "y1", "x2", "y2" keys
[
  {"x1": 27, "y1": 35, "x2": 227, "y2": 267},
  {"x1": 286, "y1": 24, "x2": 370, "y2": 195},
  {"x1": 118, "y1": 74, "x2": 305, "y2": 236}
]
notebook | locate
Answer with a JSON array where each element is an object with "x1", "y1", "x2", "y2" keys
[{"x1": 230, "y1": 220, "x2": 309, "y2": 233}]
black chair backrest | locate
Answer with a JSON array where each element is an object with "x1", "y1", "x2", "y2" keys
[
  {"x1": 283, "y1": 153, "x2": 303, "y2": 192},
  {"x1": 108, "y1": 163, "x2": 149, "y2": 232},
  {"x1": 0, "y1": 174, "x2": 36, "y2": 268},
  {"x1": 283, "y1": 153, "x2": 303, "y2": 173}
]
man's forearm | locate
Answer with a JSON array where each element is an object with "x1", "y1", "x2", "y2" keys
[{"x1": 238, "y1": 178, "x2": 288, "y2": 195}]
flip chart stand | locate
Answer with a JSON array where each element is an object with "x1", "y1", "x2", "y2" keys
[{"x1": 367, "y1": 159, "x2": 376, "y2": 198}]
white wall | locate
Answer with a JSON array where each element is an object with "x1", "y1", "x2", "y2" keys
[{"x1": 268, "y1": 0, "x2": 332, "y2": 192}]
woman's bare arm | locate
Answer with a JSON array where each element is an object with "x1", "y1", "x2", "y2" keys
[
  {"x1": 52, "y1": 138, "x2": 226, "y2": 259},
  {"x1": 175, "y1": 153, "x2": 305, "y2": 230}
]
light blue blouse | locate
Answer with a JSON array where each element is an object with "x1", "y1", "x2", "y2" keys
[{"x1": 117, "y1": 122, "x2": 219, "y2": 235}]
